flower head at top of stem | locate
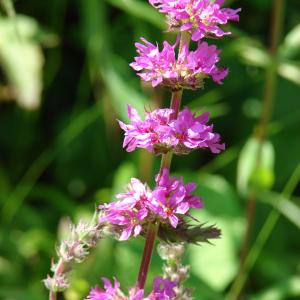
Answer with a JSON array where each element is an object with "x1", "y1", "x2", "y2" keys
[{"x1": 149, "y1": 0, "x2": 241, "y2": 41}]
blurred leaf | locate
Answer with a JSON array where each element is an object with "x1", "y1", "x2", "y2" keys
[
  {"x1": 235, "y1": 38, "x2": 271, "y2": 68},
  {"x1": 0, "y1": 256, "x2": 14, "y2": 279},
  {"x1": 112, "y1": 161, "x2": 137, "y2": 195},
  {"x1": 249, "y1": 276, "x2": 300, "y2": 300},
  {"x1": 237, "y1": 138, "x2": 275, "y2": 196},
  {"x1": 0, "y1": 0, "x2": 17, "y2": 26},
  {"x1": 186, "y1": 174, "x2": 244, "y2": 292},
  {"x1": 30, "y1": 184, "x2": 75, "y2": 214},
  {"x1": 114, "y1": 240, "x2": 140, "y2": 287},
  {"x1": 102, "y1": 59, "x2": 147, "y2": 119},
  {"x1": 0, "y1": 14, "x2": 43, "y2": 109},
  {"x1": 278, "y1": 61, "x2": 300, "y2": 86},
  {"x1": 258, "y1": 191, "x2": 300, "y2": 230},
  {"x1": 105, "y1": 0, "x2": 165, "y2": 30},
  {"x1": 280, "y1": 23, "x2": 300, "y2": 59},
  {"x1": 18, "y1": 229, "x2": 53, "y2": 258}
]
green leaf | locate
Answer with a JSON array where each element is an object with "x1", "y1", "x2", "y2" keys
[
  {"x1": 112, "y1": 161, "x2": 137, "y2": 195},
  {"x1": 280, "y1": 23, "x2": 300, "y2": 59},
  {"x1": 158, "y1": 222, "x2": 221, "y2": 244},
  {"x1": 235, "y1": 38, "x2": 271, "y2": 68},
  {"x1": 0, "y1": 14, "x2": 43, "y2": 109},
  {"x1": 102, "y1": 60, "x2": 147, "y2": 120},
  {"x1": 185, "y1": 174, "x2": 245, "y2": 292},
  {"x1": 237, "y1": 137, "x2": 275, "y2": 196},
  {"x1": 105, "y1": 0, "x2": 165, "y2": 30},
  {"x1": 278, "y1": 61, "x2": 300, "y2": 86},
  {"x1": 258, "y1": 191, "x2": 300, "y2": 230}
]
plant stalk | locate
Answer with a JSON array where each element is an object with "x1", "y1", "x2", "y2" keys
[
  {"x1": 136, "y1": 32, "x2": 189, "y2": 291},
  {"x1": 232, "y1": 0, "x2": 285, "y2": 299},
  {"x1": 137, "y1": 221, "x2": 160, "y2": 289},
  {"x1": 49, "y1": 259, "x2": 65, "y2": 300}
]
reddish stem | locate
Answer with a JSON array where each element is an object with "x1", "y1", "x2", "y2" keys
[
  {"x1": 170, "y1": 89, "x2": 183, "y2": 120},
  {"x1": 49, "y1": 259, "x2": 65, "y2": 300},
  {"x1": 137, "y1": 221, "x2": 160, "y2": 289},
  {"x1": 136, "y1": 32, "x2": 188, "y2": 291}
]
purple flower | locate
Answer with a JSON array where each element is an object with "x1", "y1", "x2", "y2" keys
[
  {"x1": 119, "y1": 105, "x2": 225, "y2": 155},
  {"x1": 149, "y1": 0, "x2": 241, "y2": 41},
  {"x1": 85, "y1": 277, "x2": 177, "y2": 300},
  {"x1": 119, "y1": 105, "x2": 173, "y2": 153},
  {"x1": 99, "y1": 169, "x2": 203, "y2": 237},
  {"x1": 146, "y1": 277, "x2": 177, "y2": 300},
  {"x1": 149, "y1": 168, "x2": 203, "y2": 228},
  {"x1": 169, "y1": 107, "x2": 225, "y2": 154},
  {"x1": 85, "y1": 277, "x2": 122, "y2": 300},
  {"x1": 130, "y1": 38, "x2": 228, "y2": 89},
  {"x1": 99, "y1": 178, "x2": 150, "y2": 240}
]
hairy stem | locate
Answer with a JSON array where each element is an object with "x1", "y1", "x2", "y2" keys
[{"x1": 49, "y1": 259, "x2": 65, "y2": 300}]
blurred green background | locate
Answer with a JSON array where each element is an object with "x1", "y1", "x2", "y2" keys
[{"x1": 0, "y1": 0, "x2": 300, "y2": 299}]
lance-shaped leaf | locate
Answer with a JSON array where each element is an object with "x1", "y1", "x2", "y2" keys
[
  {"x1": 237, "y1": 137, "x2": 275, "y2": 196},
  {"x1": 158, "y1": 221, "x2": 221, "y2": 245}
]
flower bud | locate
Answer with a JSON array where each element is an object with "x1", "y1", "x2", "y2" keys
[
  {"x1": 158, "y1": 242, "x2": 185, "y2": 262},
  {"x1": 43, "y1": 274, "x2": 69, "y2": 292}
]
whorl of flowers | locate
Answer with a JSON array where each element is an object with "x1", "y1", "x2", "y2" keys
[
  {"x1": 130, "y1": 38, "x2": 228, "y2": 89},
  {"x1": 85, "y1": 276, "x2": 176, "y2": 300},
  {"x1": 149, "y1": 0, "x2": 241, "y2": 41},
  {"x1": 119, "y1": 105, "x2": 224, "y2": 155},
  {"x1": 99, "y1": 168, "x2": 202, "y2": 240}
]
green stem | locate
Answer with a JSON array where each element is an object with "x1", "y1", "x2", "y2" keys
[
  {"x1": 227, "y1": 163, "x2": 300, "y2": 300},
  {"x1": 235, "y1": 1, "x2": 285, "y2": 298}
]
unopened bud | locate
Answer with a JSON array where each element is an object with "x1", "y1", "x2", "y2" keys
[
  {"x1": 43, "y1": 274, "x2": 69, "y2": 292},
  {"x1": 158, "y1": 242, "x2": 185, "y2": 262}
]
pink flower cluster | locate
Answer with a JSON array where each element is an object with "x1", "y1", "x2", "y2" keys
[
  {"x1": 130, "y1": 38, "x2": 228, "y2": 89},
  {"x1": 119, "y1": 105, "x2": 224, "y2": 155},
  {"x1": 86, "y1": 276, "x2": 176, "y2": 300},
  {"x1": 149, "y1": 0, "x2": 241, "y2": 41},
  {"x1": 99, "y1": 168, "x2": 202, "y2": 240}
]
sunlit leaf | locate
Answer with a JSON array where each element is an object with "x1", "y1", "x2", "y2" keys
[
  {"x1": 258, "y1": 191, "x2": 300, "y2": 230},
  {"x1": 278, "y1": 61, "x2": 300, "y2": 86},
  {"x1": 112, "y1": 161, "x2": 137, "y2": 195},
  {"x1": 0, "y1": 15, "x2": 43, "y2": 109},
  {"x1": 235, "y1": 38, "x2": 271, "y2": 68},
  {"x1": 280, "y1": 23, "x2": 300, "y2": 59},
  {"x1": 237, "y1": 138, "x2": 275, "y2": 196},
  {"x1": 185, "y1": 174, "x2": 245, "y2": 291}
]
